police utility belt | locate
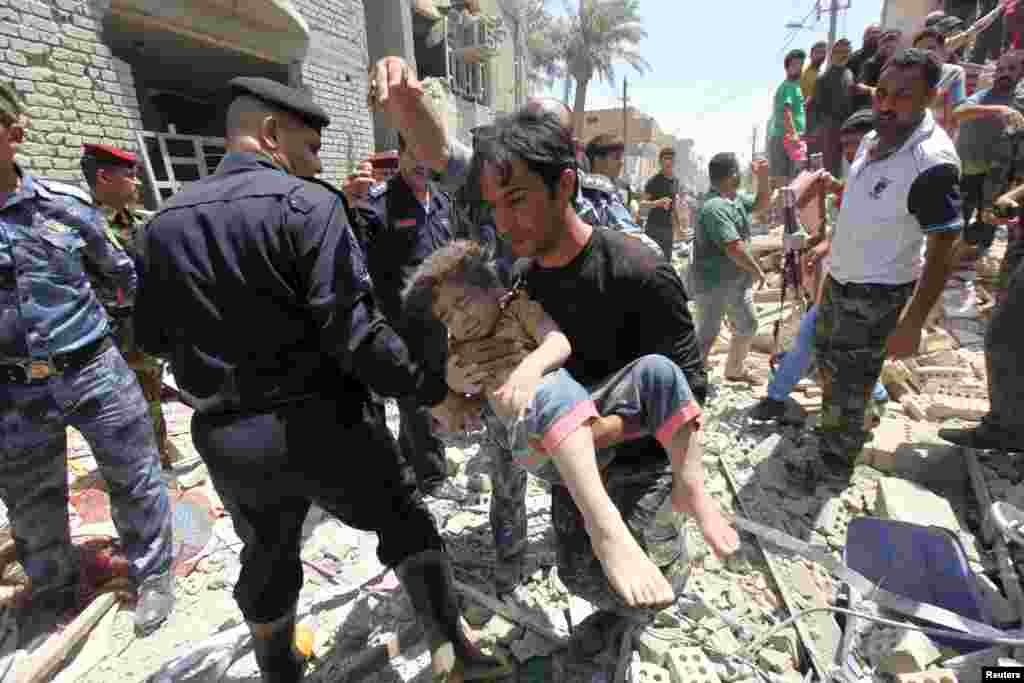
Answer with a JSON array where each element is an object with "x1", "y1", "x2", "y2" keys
[{"x1": 0, "y1": 336, "x2": 112, "y2": 384}]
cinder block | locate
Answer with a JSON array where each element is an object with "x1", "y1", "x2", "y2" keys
[
  {"x1": 632, "y1": 661, "x2": 672, "y2": 683},
  {"x1": 867, "y1": 628, "x2": 942, "y2": 675},
  {"x1": 894, "y1": 669, "x2": 958, "y2": 683},
  {"x1": 926, "y1": 394, "x2": 990, "y2": 421},
  {"x1": 877, "y1": 477, "x2": 961, "y2": 532},
  {"x1": 636, "y1": 628, "x2": 677, "y2": 666},
  {"x1": 901, "y1": 394, "x2": 930, "y2": 421},
  {"x1": 665, "y1": 646, "x2": 722, "y2": 683}
]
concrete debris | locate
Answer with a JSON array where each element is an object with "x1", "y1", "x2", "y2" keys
[
  {"x1": 877, "y1": 477, "x2": 962, "y2": 532},
  {"x1": 664, "y1": 646, "x2": 722, "y2": 683},
  {"x1": 866, "y1": 627, "x2": 942, "y2": 675},
  {"x1": 895, "y1": 669, "x2": 959, "y2": 683}
]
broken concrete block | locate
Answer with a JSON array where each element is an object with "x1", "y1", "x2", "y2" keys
[
  {"x1": 813, "y1": 498, "x2": 845, "y2": 536},
  {"x1": 665, "y1": 646, "x2": 722, "y2": 683},
  {"x1": 901, "y1": 394, "x2": 930, "y2": 421},
  {"x1": 877, "y1": 477, "x2": 961, "y2": 532},
  {"x1": 927, "y1": 394, "x2": 990, "y2": 421},
  {"x1": 756, "y1": 647, "x2": 795, "y2": 673},
  {"x1": 708, "y1": 628, "x2": 740, "y2": 657},
  {"x1": 912, "y1": 365, "x2": 974, "y2": 387},
  {"x1": 632, "y1": 661, "x2": 673, "y2": 683},
  {"x1": 636, "y1": 627, "x2": 678, "y2": 666},
  {"x1": 870, "y1": 628, "x2": 942, "y2": 675},
  {"x1": 895, "y1": 669, "x2": 958, "y2": 683},
  {"x1": 765, "y1": 627, "x2": 800, "y2": 665}
]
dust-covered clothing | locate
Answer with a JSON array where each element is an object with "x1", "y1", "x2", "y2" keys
[{"x1": 488, "y1": 228, "x2": 704, "y2": 605}]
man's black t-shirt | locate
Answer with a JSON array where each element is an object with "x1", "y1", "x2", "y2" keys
[
  {"x1": 523, "y1": 228, "x2": 707, "y2": 401},
  {"x1": 644, "y1": 173, "x2": 678, "y2": 229}
]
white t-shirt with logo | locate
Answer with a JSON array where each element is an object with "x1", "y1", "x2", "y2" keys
[{"x1": 830, "y1": 112, "x2": 963, "y2": 286}]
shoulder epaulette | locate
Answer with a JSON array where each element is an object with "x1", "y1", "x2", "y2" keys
[
  {"x1": 37, "y1": 179, "x2": 94, "y2": 206},
  {"x1": 579, "y1": 172, "x2": 615, "y2": 194}
]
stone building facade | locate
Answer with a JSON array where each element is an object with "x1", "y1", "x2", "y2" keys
[{"x1": 3, "y1": 0, "x2": 374, "y2": 202}]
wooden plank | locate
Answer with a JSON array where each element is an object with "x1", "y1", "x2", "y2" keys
[{"x1": 18, "y1": 593, "x2": 119, "y2": 683}]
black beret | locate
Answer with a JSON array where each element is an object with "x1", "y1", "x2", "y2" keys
[{"x1": 228, "y1": 77, "x2": 330, "y2": 130}]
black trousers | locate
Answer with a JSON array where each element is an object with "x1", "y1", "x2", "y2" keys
[
  {"x1": 398, "y1": 397, "x2": 447, "y2": 491},
  {"x1": 645, "y1": 221, "x2": 674, "y2": 261},
  {"x1": 962, "y1": 173, "x2": 998, "y2": 250},
  {"x1": 191, "y1": 397, "x2": 443, "y2": 623}
]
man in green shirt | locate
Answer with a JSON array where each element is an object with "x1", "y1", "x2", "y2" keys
[
  {"x1": 769, "y1": 49, "x2": 808, "y2": 188},
  {"x1": 692, "y1": 153, "x2": 771, "y2": 383}
]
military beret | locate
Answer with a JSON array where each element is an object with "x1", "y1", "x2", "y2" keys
[
  {"x1": 82, "y1": 143, "x2": 138, "y2": 167},
  {"x1": 0, "y1": 82, "x2": 23, "y2": 119},
  {"x1": 228, "y1": 77, "x2": 330, "y2": 130}
]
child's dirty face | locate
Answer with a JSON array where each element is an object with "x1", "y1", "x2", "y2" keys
[{"x1": 434, "y1": 281, "x2": 502, "y2": 342}]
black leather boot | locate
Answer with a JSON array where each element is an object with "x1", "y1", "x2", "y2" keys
[
  {"x1": 248, "y1": 611, "x2": 306, "y2": 683},
  {"x1": 396, "y1": 549, "x2": 510, "y2": 680}
]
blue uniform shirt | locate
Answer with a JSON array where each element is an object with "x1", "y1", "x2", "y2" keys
[
  {"x1": 580, "y1": 172, "x2": 642, "y2": 235},
  {"x1": 0, "y1": 167, "x2": 135, "y2": 361},
  {"x1": 353, "y1": 173, "x2": 454, "y2": 323}
]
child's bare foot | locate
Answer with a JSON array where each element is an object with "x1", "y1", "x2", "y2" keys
[
  {"x1": 673, "y1": 483, "x2": 739, "y2": 558},
  {"x1": 591, "y1": 526, "x2": 675, "y2": 609}
]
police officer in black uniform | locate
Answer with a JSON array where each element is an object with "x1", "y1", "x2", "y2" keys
[
  {"x1": 350, "y1": 133, "x2": 455, "y2": 499},
  {"x1": 135, "y1": 77, "x2": 501, "y2": 683}
]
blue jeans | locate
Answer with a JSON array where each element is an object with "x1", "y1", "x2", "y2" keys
[
  {"x1": 767, "y1": 305, "x2": 888, "y2": 404},
  {"x1": 0, "y1": 345, "x2": 173, "y2": 595},
  {"x1": 491, "y1": 356, "x2": 702, "y2": 485}
]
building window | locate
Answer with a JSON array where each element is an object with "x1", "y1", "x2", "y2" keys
[{"x1": 447, "y1": 13, "x2": 492, "y2": 106}]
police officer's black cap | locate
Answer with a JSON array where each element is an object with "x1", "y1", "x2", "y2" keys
[{"x1": 228, "y1": 77, "x2": 331, "y2": 131}]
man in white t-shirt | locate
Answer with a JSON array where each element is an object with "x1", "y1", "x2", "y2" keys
[{"x1": 806, "y1": 48, "x2": 963, "y2": 478}]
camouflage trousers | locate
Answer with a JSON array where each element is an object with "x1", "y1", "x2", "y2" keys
[
  {"x1": 0, "y1": 345, "x2": 173, "y2": 596},
  {"x1": 122, "y1": 349, "x2": 168, "y2": 463},
  {"x1": 814, "y1": 277, "x2": 915, "y2": 462}
]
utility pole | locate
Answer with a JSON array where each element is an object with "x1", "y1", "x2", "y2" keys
[
  {"x1": 623, "y1": 76, "x2": 629, "y2": 151},
  {"x1": 827, "y1": 0, "x2": 840, "y2": 52},
  {"x1": 751, "y1": 124, "x2": 758, "y2": 161}
]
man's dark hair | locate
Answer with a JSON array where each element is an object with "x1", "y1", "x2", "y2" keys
[
  {"x1": 811, "y1": 40, "x2": 828, "y2": 51},
  {"x1": 585, "y1": 134, "x2": 625, "y2": 166},
  {"x1": 708, "y1": 152, "x2": 739, "y2": 185},
  {"x1": 833, "y1": 37, "x2": 852, "y2": 48},
  {"x1": 475, "y1": 108, "x2": 576, "y2": 197},
  {"x1": 785, "y1": 49, "x2": 806, "y2": 69},
  {"x1": 658, "y1": 146, "x2": 675, "y2": 160},
  {"x1": 880, "y1": 28, "x2": 903, "y2": 42},
  {"x1": 883, "y1": 48, "x2": 942, "y2": 89},
  {"x1": 924, "y1": 12, "x2": 946, "y2": 27},
  {"x1": 912, "y1": 28, "x2": 945, "y2": 49}
]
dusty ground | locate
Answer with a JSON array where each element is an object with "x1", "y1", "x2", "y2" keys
[{"x1": 2, "y1": 244, "x2": 1020, "y2": 682}]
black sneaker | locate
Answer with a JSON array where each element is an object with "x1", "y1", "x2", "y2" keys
[{"x1": 749, "y1": 398, "x2": 787, "y2": 422}]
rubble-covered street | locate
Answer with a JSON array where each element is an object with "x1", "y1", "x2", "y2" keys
[{"x1": 1, "y1": 237, "x2": 1020, "y2": 683}]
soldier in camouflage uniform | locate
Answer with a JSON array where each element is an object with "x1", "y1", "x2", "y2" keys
[
  {"x1": 812, "y1": 50, "x2": 962, "y2": 475},
  {"x1": 80, "y1": 144, "x2": 173, "y2": 470}
]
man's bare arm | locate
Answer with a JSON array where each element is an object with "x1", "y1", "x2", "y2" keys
[
  {"x1": 902, "y1": 231, "x2": 958, "y2": 328},
  {"x1": 368, "y1": 56, "x2": 450, "y2": 172}
]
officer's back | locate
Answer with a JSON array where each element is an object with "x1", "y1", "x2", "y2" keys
[{"x1": 137, "y1": 79, "x2": 362, "y2": 415}]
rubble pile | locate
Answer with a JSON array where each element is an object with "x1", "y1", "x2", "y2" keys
[{"x1": 0, "y1": 237, "x2": 1020, "y2": 683}]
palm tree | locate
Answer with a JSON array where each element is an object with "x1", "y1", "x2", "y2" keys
[{"x1": 563, "y1": 0, "x2": 650, "y2": 136}]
